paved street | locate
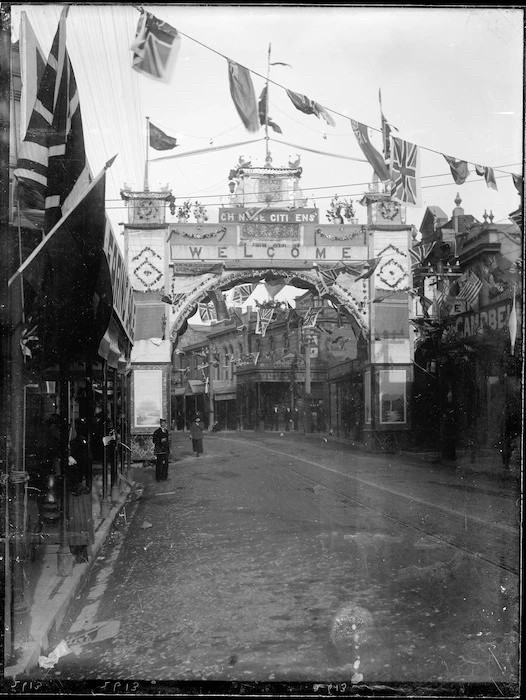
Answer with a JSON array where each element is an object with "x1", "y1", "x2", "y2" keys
[{"x1": 25, "y1": 431, "x2": 520, "y2": 692}]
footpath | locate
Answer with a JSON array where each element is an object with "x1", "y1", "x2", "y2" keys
[
  {"x1": 4, "y1": 429, "x2": 520, "y2": 679},
  {"x1": 3, "y1": 474, "x2": 138, "y2": 680}
]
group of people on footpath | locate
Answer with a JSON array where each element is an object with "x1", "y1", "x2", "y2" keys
[{"x1": 152, "y1": 413, "x2": 206, "y2": 482}]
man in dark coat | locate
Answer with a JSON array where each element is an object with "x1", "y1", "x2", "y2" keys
[{"x1": 152, "y1": 418, "x2": 170, "y2": 481}]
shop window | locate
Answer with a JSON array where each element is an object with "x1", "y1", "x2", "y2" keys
[{"x1": 379, "y1": 369, "x2": 406, "y2": 424}]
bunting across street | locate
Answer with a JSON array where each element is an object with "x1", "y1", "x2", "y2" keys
[
  {"x1": 390, "y1": 137, "x2": 422, "y2": 207},
  {"x1": 227, "y1": 60, "x2": 259, "y2": 133},
  {"x1": 286, "y1": 89, "x2": 336, "y2": 127},
  {"x1": 121, "y1": 6, "x2": 517, "y2": 197},
  {"x1": 131, "y1": 9, "x2": 181, "y2": 83},
  {"x1": 443, "y1": 155, "x2": 470, "y2": 186}
]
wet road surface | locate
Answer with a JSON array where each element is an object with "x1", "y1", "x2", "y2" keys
[{"x1": 25, "y1": 432, "x2": 520, "y2": 693}]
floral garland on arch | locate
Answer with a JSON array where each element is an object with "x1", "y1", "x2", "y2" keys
[
  {"x1": 315, "y1": 226, "x2": 365, "y2": 241},
  {"x1": 173, "y1": 226, "x2": 227, "y2": 240}
]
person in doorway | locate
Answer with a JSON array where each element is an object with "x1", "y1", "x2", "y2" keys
[
  {"x1": 293, "y1": 407, "x2": 299, "y2": 431},
  {"x1": 190, "y1": 413, "x2": 205, "y2": 457},
  {"x1": 68, "y1": 419, "x2": 94, "y2": 563},
  {"x1": 271, "y1": 405, "x2": 279, "y2": 431},
  {"x1": 152, "y1": 418, "x2": 170, "y2": 481}
]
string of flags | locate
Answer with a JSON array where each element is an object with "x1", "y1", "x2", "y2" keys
[{"x1": 129, "y1": 6, "x2": 519, "y2": 203}]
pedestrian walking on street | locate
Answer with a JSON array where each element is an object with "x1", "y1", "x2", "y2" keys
[
  {"x1": 190, "y1": 413, "x2": 205, "y2": 457},
  {"x1": 153, "y1": 418, "x2": 170, "y2": 481}
]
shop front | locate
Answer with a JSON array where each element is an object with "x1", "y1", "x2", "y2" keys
[{"x1": 3, "y1": 214, "x2": 135, "y2": 658}]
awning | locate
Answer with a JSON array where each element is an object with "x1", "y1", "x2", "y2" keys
[
  {"x1": 214, "y1": 393, "x2": 236, "y2": 401},
  {"x1": 187, "y1": 379, "x2": 205, "y2": 394},
  {"x1": 172, "y1": 387, "x2": 186, "y2": 396},
  {"x1": 98, "y1": 328, "x2": 121, "y2": 369}
]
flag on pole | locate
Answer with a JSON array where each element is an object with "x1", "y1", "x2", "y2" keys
[
  {"x1": 227, "y1": 60, "x2": 259, "y2": 133},
  {"x1": 19, "y1": 11, "x2": 46, "y2": 141},
  {"x1": 443, "y1": 155, "x2": 470, "y2": 185},
  {"x1": 15, "y1": 7, "x2": 91, "y2": 234},
  {"x1": 131, "y1": 10, "x2": 181, "y2": 82},
  {"x1": 457, "y1": 270, "x2": 483, "y2": 309},
  {"x1": 378, "y1": 89, "x2": 397, "y2": 162},
  {"x1": 258, "y1": 86, "x2": 282, "y2": 133},
  {"x1": 350, "y1": 120, "x2": 390, "y2": 182},
  {"x1": 390, "y1": 137, "x2": 422, "y2": 206},
  {"x1": 18, "y1": 166, "x2": 113, "y2": 364},
  {"x1": 149, "y1": 122, "x2": 178, "y2": 150},
  {"x1": 474, "y1": 164, "x2": 498, "y2": 191},
  {"x1": 286, "y1": 89, "x2": 335, "y2": 127}
]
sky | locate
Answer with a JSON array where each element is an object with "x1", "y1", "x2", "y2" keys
[{"x1": 10, "y1": 4, "x2": 524, "y2": 235}]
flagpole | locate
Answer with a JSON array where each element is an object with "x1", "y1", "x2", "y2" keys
[
  {"x1": 265, "y1": 43, "x2": 271, "y2": 163},
  {"x1": 8, "y1": 155, "x2": 117, "y2": 288},
  {"x1": 149, "y1": 137, "x2": 265, "y2": 163},
  {"x1": 144, "y1": 116, "x2": 150, "y2": 191}
]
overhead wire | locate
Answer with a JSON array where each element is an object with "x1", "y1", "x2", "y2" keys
[
  {"x1": 103, "y1": 171, "x2": 520, "y2": 212},
  {"x1": 103, "y1": 161, "x2": 522, "y2": 204},
  {"x1": 132, "y1": 6, "x2": 521, "y2": 177}
]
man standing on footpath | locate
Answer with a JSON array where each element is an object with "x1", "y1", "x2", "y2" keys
[
  {"x1": 153, "y1": 418, "x2": 170, "y2": 481},
  {"x1": 189, "y1": 413, "x2": 205, "y2": 457}
]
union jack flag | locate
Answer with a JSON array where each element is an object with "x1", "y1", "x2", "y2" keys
[
  {"x1": 198, "y1": 303, "x2": 217, "y2": 323},
  {"x1": 231, "y1": 283, "x2": 254, "y2": 306},
  {"x1": 15, "y1": 7, "x2": 91, "y2": 233},
  {"x1": 131, "y1": 10, "x2": 181, "y2": 83},
  {"x1": 409, "y1": 242, "x2": 436, "y2": 270},
  {"x1": 391, "y1": 137, "x2": 421, "y2": 207},
  {"x1": 255, "y1": 307, "x2": 274, "y2": 336}
]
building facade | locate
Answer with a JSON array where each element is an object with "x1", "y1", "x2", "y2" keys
[{"x1": 411, "y1": 195, "x2": 522, "y2": 464}]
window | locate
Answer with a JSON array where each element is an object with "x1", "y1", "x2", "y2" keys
[
  {"x1": 379, "y1": 369, "x2": 406, "y2": 424},
  {"x1": 364, "y1": 370, "x2": 371, "y2": 423}
]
